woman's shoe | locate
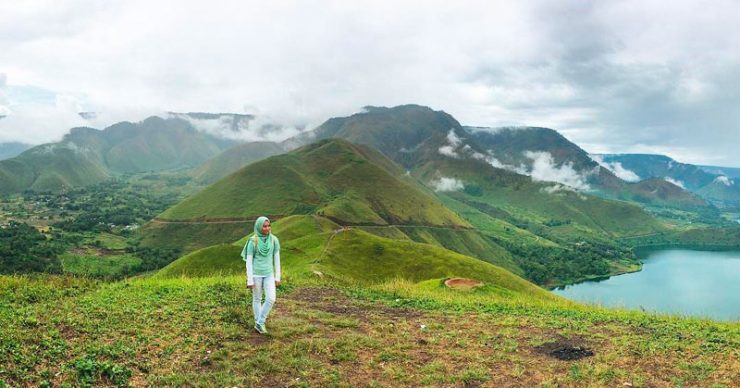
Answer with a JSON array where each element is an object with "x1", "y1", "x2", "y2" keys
[{"x1": 255, "y1": 323, "x2": 268, "y2": 334}]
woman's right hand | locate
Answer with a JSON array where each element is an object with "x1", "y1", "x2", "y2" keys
[{"x1": 247, "y1": 283, "x2": 255, "y2": 289}]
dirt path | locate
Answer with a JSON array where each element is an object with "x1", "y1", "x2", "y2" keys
[{"x1": 222, "y1": 286, "x2": 737, "y2": 387}]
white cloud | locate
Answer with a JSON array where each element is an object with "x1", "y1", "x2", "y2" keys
[
  {"x1": 541, "y1": 184, "x2": 573, "y2": 194},
  {"x1": 1, "y1": 1, "x2": 740, "y2": 165},
  {"x1": 438, "y1": 145, "x2": 459, "y2": 158},
  {"x1": 430, "y1": 177, "x2": 465, "y2": 192},
  {"x1": 524, "y1": 151, "x2": 591, "y2": 191},
  {"x1": 438, "y1": 129, "x2": 465, "y2": 158},
  {"x1": 168, "y1": 113, "x2": 305, "y2": 143},
  {"x1": 589, "y1": 154, "x2": 641, "y2": 182},
  {"x1": 664, "y1": 177, "x2": 686, "y2": 189},
  {"x1": 715, "y1": 176, "x2": 734, "y2": 186},
  {"x1": 480, "y1": 152, "x2": 528, "y2": 175}
]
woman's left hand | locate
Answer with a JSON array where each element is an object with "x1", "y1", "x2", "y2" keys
[{"x1": 275, "y1": 280, "x2": 281, "y2": 287}]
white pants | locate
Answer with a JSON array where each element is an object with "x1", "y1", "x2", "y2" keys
[{"x1": 251, "y1": 274, "x2": 276, "y2": 325}]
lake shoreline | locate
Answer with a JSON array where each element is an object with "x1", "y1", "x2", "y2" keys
[{"x1": 552, "y1": 248, "x2": 740, "y2": 321}]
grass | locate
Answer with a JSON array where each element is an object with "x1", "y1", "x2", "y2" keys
[
  {"x1": 60, "y1": 253, "x2": 142, "y2": 278},
  {"x1": 157, "y1": 139, "x2": 469, "y2": 228},
  {"x1": 154, "y1": 218, "x2": 555, "y2": 302},
  {"x1": 1, "y1": 274, "x2": 737, "y2": 386}
]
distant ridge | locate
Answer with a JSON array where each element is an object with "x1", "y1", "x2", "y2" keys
[
  {"x1": 0, "y1": 142, "x2": 32, "y2": 161},
  {"x1": 602, "y1": 154, "x2": 740, "y2": 208},
  {"x1": 0, "y1": 116, "x2": 239, "y2": 194}
]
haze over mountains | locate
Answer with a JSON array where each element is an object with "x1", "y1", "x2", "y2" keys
[
  {"x1": 0, "y1": 116, "x2": 239, "y2": 194},
  {"x1": 599, "y1": 154, "x2": 740, "y2": 208},
  {"x1": 0, "y1": 142, "x2": 31, "y2": 160},
  {"x1": 2, "y1": 104, "x2": 737, "y2": 211}
]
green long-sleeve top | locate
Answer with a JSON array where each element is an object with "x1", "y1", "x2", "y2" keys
[{"x1": 242, "y1": 235, "x2": 281, "y2": 286}]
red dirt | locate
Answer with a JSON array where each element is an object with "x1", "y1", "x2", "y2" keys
[{"x1": 444, "y1": 278, "x2": 484, "y2": 289}]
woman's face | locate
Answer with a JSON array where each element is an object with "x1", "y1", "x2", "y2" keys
[{"x1": 261, "y1": 220, "x2": 271, "y2": 235}]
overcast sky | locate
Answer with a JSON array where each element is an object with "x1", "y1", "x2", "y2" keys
[{"x1": 1, "y1": 0, "x2": 739, "y2": 166}]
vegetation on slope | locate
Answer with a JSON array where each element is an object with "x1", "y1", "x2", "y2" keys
[
  {"x1": 0, "y1": 117, "x2": 237, "y2": 194},
  {"x1": 1, "y1": 273, "x2": 737, "y2": 386},
  {"x1": 158, "y1": 139, "x2": 468, "y2": 228},
  {"x1": 191, "y1": 141, "x2": 285, "y2": 184}
]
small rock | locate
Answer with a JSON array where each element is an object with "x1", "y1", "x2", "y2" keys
[{"x1": 623, "y1": 383, "x2": 633, "y2": 387}]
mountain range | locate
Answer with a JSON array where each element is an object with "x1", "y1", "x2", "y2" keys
[
  {"x1": 600, "y1": 154, "x2": 740, "y2": 209},
  {"x1": 3, "y1": 104, "x2": 738, "y2": 287},
  {"x1": 0, "y1": 142, "x2": 31, "y2": 160},
  {"x1": 0, "y1": 116, "x2": 238, "y2": 195},
  {"x1": 142, "y1": 133, "x2": 666, "y2": 286}
]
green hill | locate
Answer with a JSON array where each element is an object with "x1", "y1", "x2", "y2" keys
[
  {"x1": 284, "y1": 106, "x2": 712, "y2": 213},
  {"x1": 284, "y1": 104, "x2": 474, "y2": 168},
  {"x1": 158, "y1": 139, "x2": 468, "y2": 227},
  {"x1": 0, "y1": 117, "x2": 238, "y2": 194},
  {"x1": 149, "y1": 132, "x2": 672, "y2": 285},
  {"x1": 190, "y1": 141, "x2": 285, "y2": 184},
  {"x1": 154, "y1": 217, "x2": 552, "y2": 301},
  {"x1": 0, "y1": 142, "x2": 110, "y2": 194}
]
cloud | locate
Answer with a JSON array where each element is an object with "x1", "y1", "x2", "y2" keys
[
  {"x1": 589, "y1": 154, "x2": 641, "y2": 182},
  {"x1": 168, "y1": 113, "x2": 306, "y2": 142},
  {"x1": 438, "y1": 129, "x2": 464, "y2": 158},
  {"x1": 524, "y1": 151, "x2": 591, "y2": 190},
  {"x1": 541, "y1": 184, "x2": 573, "y2": 194},
  {"x1": 715, "y1": 176, "x2": 734, "y2": 186},
  {"x1": 477, "y1": 148, "x2": 592, "y2": 190},
  {"x1": 430, "y1": 177, "x2": 465, "y2": 192},
  {"x1": 478, "y1": 152, "x2": 528, "y2": 175},
  {"x1": 1, "y1": 1, "x2": 740, "y2": 166},
  {"x1": 664, "y1": 177, "x2": 686, "y2": 189}
]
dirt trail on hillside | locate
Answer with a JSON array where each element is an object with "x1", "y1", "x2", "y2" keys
[{"x1": 228, "y1": 286, "x2": 737, "y2": 387}]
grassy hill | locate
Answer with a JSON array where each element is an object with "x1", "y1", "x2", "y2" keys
[
  {"x1": 2, "y1": 270, "x2": 737, "y2": 386},
  {"x1": 284, "y1": 104, "x2": 474, "y2": 168},
  {"x1": 158, "y1": 139, "x2": 468, "y2": 227},
  {"x1": 190, "y1": 141, "x2": 285, "y2": 184},
  {"x1": 0, "y1": 117, "x2": 238, "y2": 194},
  {"x1": 283, "y1": 106, "x2": 714, "y2": 215},
  {"x1": 414, "y1": 156, "x2": 664, "y2": 238},
  {"x1": 154, "y1": 218, "x2": 544, "y2": 299},
  {"x1": 0, "y1": 143, "x2": 111, "y2": 194},
  {"x1": 146, "y1": 134, "x2": 674, "y2": 286}
]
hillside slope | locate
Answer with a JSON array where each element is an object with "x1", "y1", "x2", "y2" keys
[
  {"x1": 2, "y1": 272, "x2": 737, "y2": 386},
  {"x1": 190, "y1": 141, "x2": 285, "y2": 184},
  {"x1": 0, "y1": 117, "x2": 238, "y2": 194},
  {"x1": 159, "y1": 139, "x2": 468, "y2": 228},
  {"x1": 603, "y1": 153, "x2": 740, "y2": 209}
]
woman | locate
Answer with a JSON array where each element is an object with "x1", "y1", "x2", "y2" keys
[{"x1": 241, "y1": 216, "x2": 281, "y2": 334}]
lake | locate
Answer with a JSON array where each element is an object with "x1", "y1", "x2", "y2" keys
[{"x1": 552, "y1": 248, "x2": 740, "y2": 321}]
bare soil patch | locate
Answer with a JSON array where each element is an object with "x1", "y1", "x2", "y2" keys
[
  {"x1": 284, "y1": 287, "x2": 422, "y2": 320},
  {"x1": 535, "y1": 340, "x2": 594, "y2": 361},
  {"x1": 444, "y1": 277, "x2": 484, "y2": 289}
]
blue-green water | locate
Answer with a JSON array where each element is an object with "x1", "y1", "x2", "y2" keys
[{"x1": 552, "y1": 249, "x2": 740, "y2": 321}]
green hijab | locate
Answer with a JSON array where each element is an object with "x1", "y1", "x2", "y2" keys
[{"x1": 252, "y1": 216, "x2": 274, "y2": 257}]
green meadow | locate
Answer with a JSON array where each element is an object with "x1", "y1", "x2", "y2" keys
[{"x1": 2, "y1": 272, "x2": 737, "y2": 386}]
